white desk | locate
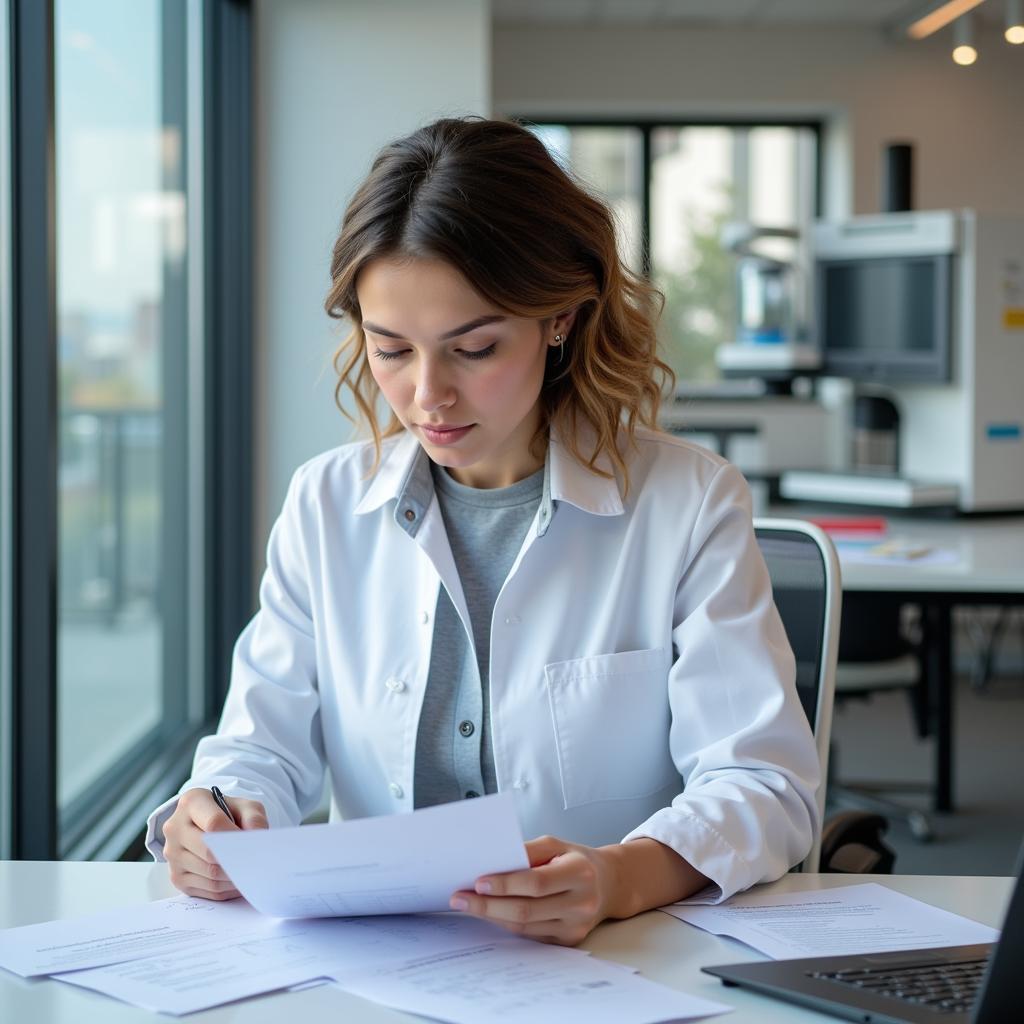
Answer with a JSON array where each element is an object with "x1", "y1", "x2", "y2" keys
[
  {"x1": 776, "y1": 510, "x2": 1024, "y2": 812},
  {"x1": 824, "y1": 514, "x2": 1024, "y2": 596},
  {"x1": 0, "y1": 862, "x2": 1011, "y2": 1022}
]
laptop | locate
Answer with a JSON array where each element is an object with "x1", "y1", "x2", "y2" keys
[{"x1": 701, "y1": 860, "x2": 1022, "y2": 1023}]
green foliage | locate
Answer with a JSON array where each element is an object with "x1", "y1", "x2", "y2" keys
[{"x1": 655, "y1": 187, "x2": 736, "y2": 387}]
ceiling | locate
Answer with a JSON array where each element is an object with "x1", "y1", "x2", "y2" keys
[{"x1": 492, "y1": 0, "x2": 1006, "y2": 30}]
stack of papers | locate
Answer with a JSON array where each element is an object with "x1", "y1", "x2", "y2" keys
[
  {"x1": 663, "y1": 882, "x2": 999, "y2": 960},
  {"x1": 0, "y1": 794, "x2": 730, "y2": 1022}
]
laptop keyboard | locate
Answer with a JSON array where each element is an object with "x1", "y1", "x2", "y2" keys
[{"x1": 809, "y1": 958, "x2": 989, "y2": 1014}]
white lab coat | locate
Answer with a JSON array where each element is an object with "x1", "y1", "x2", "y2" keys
[{"x1": 146, "y1": 425, "x2": 820, "y2": 902}]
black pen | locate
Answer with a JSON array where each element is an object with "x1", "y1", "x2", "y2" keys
[{"x1": 210, "y1": 785, "x2": 238, "y2": 826}]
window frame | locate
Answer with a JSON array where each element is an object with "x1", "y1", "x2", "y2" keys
[
  {"x1": 516, "y1": 115, "x2": 825, "y2": 278},
  {"x1": 7, "y1": 0, "x2": 254, "y2": 861},
  {"x1": 0, "y1": 0, "x2": 15, "y2": 862}
]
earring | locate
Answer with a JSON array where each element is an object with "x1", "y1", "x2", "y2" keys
[{"x1": 554, "y1": 334, "x2": 565, "y2": 363}]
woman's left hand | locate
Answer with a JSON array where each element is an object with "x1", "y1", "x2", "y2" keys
[{"x1": 448, "y1": 834, "x2": 619, "y2": 946}]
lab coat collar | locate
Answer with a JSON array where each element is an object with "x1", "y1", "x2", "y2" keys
[
  {"x1": 548, "y1": 421, "x2": 624, "y2": 518},
  {"x1": 353, "y1": 421, "x2": 624, "y2": 520},
  {"x1": 353, "y1": 432, "x2": 423, "y2": 516}
]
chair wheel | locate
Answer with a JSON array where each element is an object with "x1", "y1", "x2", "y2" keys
[{"x1": 908, "y1": 811, "x2": 933, "y2": 842}]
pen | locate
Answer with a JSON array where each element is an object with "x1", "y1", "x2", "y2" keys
[{"x1": 210, "y1": 785, "x2": 238, "y2": 826}]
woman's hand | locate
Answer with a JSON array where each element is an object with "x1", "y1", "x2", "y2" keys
[
  {"x1": 448, "y1": 835, "x2": 620, "y2": 946},
  {"x1": 163, "y1": 789, "x2": 268, "y2": 900},
  {"x1": 449, "y1": 834, "x2": 709, "y2": 946}
]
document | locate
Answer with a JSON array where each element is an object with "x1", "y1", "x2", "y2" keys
[
  {"x1": 56, "y1": 928, "x2": 332, "y2": 1016},
  {"x1": 662, "y1": 882, "x2": 999, "y2": 960},
  {"x1": 834, "y1": 537, "x2": 959, "y2": 567},
  {"x1": 0, "y1": 893, "x2": 281, "y2": 978},
  {"x1": 54, "y1": 912, "x2": 519, "y2": 1015},
  {"x1": 331, "y1": 939, "x2": 733, "y2": 1024},
  {"x1": 203, "y1": 791, "x2": 529, "y2": 918}
]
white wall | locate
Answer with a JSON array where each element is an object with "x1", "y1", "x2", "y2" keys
[
  {"x1": 493, "y1": 22, "x2": 1024, "y2": 219},
  {"x1": 253, "y1": 0, "x2": 490, "y2": 558}
]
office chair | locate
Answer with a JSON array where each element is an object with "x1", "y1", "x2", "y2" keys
[
  {"x1": 754, "y1": 518, "x2": 897, "y2": 874},
  {"x1": 830, "y1": 594, "x2": 934, "y2": 842}
]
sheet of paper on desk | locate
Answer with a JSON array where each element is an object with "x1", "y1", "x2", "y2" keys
[
  {"x1": 834, "y1": 538, "x2": 959, "y2": 566},
  {"x1": 203, "y1": 791, "x2": 529, "y2": 918},
  {"x1": 0, "y1": 893, "x2": 282, "y2": 977},
  {"x1": 53, "y1": 913, "x2": 523, "y2": 1015},
  {"x1": 56, "y1": 928, "x2": 333, "y2": 1016},
  {"x1": 330, "y1": 939, "x2": 733, "y2": 1024},
  {"x1": 662, "y1": 882, "x2": 999, "y2": 960}
]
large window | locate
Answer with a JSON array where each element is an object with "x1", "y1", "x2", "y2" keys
[
  {"x1": 5, "y1": 0, "x2": 253, "y2": 861},
  {"x1": 55, "y1": 0, "x2": 198, "y2": 846},
  {"x1": 529, "y1": 120, "x2": 820, "y2": 386}
]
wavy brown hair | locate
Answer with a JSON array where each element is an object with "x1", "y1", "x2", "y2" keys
[{"x1": 325, "y1": 116, "x2": 674, "y2": 491}]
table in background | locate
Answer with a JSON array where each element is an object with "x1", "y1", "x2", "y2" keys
[
  {"x1": 776, "y1": 510, "x2": 1024, "y2": 812},
  {"x1": 0, "y1": 861, "x2": 1012, "y2": 1023}
]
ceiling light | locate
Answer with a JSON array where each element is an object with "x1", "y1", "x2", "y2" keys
[
  {"x1": 907, "y1": 0, "x2": 987, "y2": 40},
  {"x1": 953, "y1": 12, "x2": 979, "y2": 63},
  {"x1": 1007, "y1": 0, "x2": 1024, "y2": 42}
]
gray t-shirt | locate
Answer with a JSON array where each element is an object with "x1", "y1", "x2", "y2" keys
[{"x1": 413, "y1": 462, "x2": 544, "y2": 808}]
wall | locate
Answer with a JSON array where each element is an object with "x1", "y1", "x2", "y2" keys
[
  {"x1": 253, "y1": 0, "x2": 490, "y2": 560},
  {"x1": 492, "y1": 22, "x2": 1024, "y2": 219}
]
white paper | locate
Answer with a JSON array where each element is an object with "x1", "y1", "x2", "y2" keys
[
  {"x1": 834, "y1": 538, "x2": 959, "y2": 567},
  {"x1": 53, "y1": 911, "x2": 518, "y2": 1015},
  {"x1": 332, "y1": 939, "x2": 733, "y2": 1024},
  {"x1": 0, "y1": 894, "x2": 278, "y2": 978},
  {"x1": 203, "y1": 792, "x2": 529, "y2": 918},
  {"x1": 56, "y1": 925, "x2": 330, "y2": 1016},
  {"x1": 662, "y1": 882, "x2": 999, "y2": 960}
]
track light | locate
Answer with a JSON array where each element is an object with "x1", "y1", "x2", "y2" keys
[
  {"x1": 906, "y1": 0, "x2": 986, "y2": 40},
  {"x1": 1007, "y1": 0, "x2": 1024, "y2": 43},
  {"x1": 953, "y1": 12, "x2": 978, "y2": 64}
]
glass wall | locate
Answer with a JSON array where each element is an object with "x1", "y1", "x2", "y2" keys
[
  {"x1": 55, "y1": 0, "x2": 198, "y2": 840},
  {"x1": 5, "y1": 0, "x2": 249, "y2": 860}
]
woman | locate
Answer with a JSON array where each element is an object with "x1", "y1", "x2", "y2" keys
[{"x1": 148, "y1": 116, "x2": 820, "y2": 946}]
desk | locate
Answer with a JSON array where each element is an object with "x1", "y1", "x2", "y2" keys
[
  {"x1": 0, "y1": 862, "x2": 1012, "y2": 1022},
  {"x1": 776, "y1": 511, "x2": 1024, "y2": 813}
]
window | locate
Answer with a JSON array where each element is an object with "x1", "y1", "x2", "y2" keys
[
  {"x1": 6, "y1": 0, "x2": 253, "y2": 861},
  {"x1": 54, "y1": 0, "x2": 200, "y2": 849},
  {"x1": 533, "y1": 125, "x2": 645, "y2": 275},
  {"x1": 528, "y1": 120, "x2": 820, "y2": 385}
]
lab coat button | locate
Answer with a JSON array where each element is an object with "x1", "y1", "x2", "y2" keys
[
  {"x1": 385, "y1": 678, "x2": 406, "y2": 693},
  {"x1": 420, "y1": 610, "x2": 429, "y2": 625},
  {"x1": 458, "y1": 720, "x2": 475, "y2": 738},
  {"x1": 512, "y1": 777, "x2": 529, "y2": 791},
  {"x1": 389, "y1": 782, "x2": 404, "y2": 799}
]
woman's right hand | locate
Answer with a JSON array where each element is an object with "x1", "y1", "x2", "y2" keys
[{"x1": 163, "y1": 788, "x2": 269, "y2": 900}]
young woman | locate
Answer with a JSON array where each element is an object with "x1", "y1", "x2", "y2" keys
[{"x1": 148, "y1": 116, "x2": 820, "y2": 946}]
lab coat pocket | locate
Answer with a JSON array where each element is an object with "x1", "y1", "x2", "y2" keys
[{"x1": 544, "y1": 647, "x2": 677, "y2": 810}]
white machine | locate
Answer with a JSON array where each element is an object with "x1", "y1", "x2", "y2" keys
[
  {"x1": 715, "y1": 222, "x2": 820, "y2": 380},
  {"x1": 783, "y1": 209, "x2": 1024, "y2": 512}
]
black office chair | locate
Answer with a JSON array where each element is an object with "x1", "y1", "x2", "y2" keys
[
  {"x1": 754, "y1": 518, "x2": 897, "y2": 874},
  {"x1": 830, "y1": 594, "x2": 934, "y2": 841}
]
